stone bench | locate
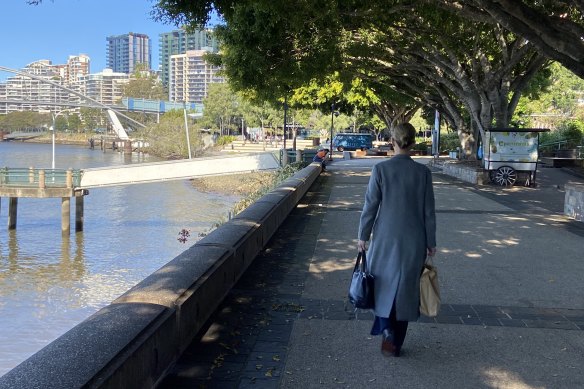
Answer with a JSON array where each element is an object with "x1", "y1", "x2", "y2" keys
[
  {"x1": 564, "y1": 184, "x2": 584, "y2": 222},
  {"x1": 439, "y1": 160, "x2": 490, "y2": 185}
]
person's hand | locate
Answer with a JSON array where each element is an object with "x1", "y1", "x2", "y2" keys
[
  {"x1": 358, "y1": 240, "x2": 367, "y2": 252},
  {"x1": 427, "y1": 247, "x2": 437, "y2": 257}
]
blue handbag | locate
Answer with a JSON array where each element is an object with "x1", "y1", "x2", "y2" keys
[{"x1": 348, "y1": 251, "x2": 375, "y2": 309}]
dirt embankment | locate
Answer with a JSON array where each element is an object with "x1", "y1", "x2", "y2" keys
[{"x1": 191, "y1": 171, "x2": 276, "y2": 196}]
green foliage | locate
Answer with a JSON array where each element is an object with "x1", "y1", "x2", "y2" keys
[
  {"x1": 122, "y1": 68, "x2": 167, "y2": 100},
  {"x1": 232, "y1": 161, "x2": 306, "y2": 215},
  {"x1": 216, "y1": 135, "x2": 237, "y2": 145},
  {"x1": 142, "y1": 114, "x2": 203, "y2": 159},
  {"x1": 80, "y1": 108, "x2": 106, "y2": 131},
  {"x1": 412, "y1": 141, "x2": 430, "y2": 151},
  {"x1": 514, "y1": 62, "x2": 584, "y2": 129},
  {"x1": 558, "y1": 120, "x2": 584, "y2": 147},
  {"x1": 201, "y1": 83, "x2": 242, "y2": 134},
  {"x1": 0, "y1": 111, "x2": 50, "y2": 131},
  {"x1": 67, "y1": 114, "x2": 83, "y2": 132},
  {"x1": 439, "y1": 132, "x2": 460, "y2": 152}
]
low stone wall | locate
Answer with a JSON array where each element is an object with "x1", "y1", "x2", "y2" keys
[
  {"x1": 564, "y1": 184, "x2": 584, "y2": 222},
  {"x1": 0, "y1": 163, "x2": 323, "y2": 389},
  {"x1": 434, "y1": 160, "x2": 489, "y2": 185}
]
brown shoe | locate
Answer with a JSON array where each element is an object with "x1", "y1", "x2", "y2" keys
[{"x1": 381, "y1": 329, "x2": 395, "y2": 357}]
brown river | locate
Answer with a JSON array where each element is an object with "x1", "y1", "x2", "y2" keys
[{"x1": 0, "y1": 141, "x2": 238, "y2": 376}]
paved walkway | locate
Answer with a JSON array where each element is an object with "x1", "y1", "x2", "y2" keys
[{"x1": 158, "y1": 156, "x2": 584, "y2": 389}]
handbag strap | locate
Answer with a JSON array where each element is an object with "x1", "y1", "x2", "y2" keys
[{"x1": 354, "y1": 251, "x2": 367, "y2": 272}]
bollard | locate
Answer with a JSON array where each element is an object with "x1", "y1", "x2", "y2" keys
[
  {"x1": 8, "y1": 197, "x2": 18, "y2": 229},
  {"x1": 61, "y1": 197, "x2": 70, "y2": 235},
  {"x1": 66, "y1": 169, "x2": 73, "y2": 188},
  {"x1": 29, "y1": 167, "x2": 34, "y2": 184},
  {"x1": 296, "y1": 149, "x2": 302, "y2": 163},
  {"x1": 75, "y1": 195, "x2": 84, "y2": 232},
  {"x1": 39, "y1": 170, "x2": 46, "y2": 189}
]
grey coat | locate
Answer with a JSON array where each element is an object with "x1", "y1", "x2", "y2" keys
[{"x1": 358, "y1": 155, "x2": 436, "y2": 321}]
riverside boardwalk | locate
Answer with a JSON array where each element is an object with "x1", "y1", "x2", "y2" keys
[{"x1": 159, "y1": 156, "x2": 584, "y2": 389}]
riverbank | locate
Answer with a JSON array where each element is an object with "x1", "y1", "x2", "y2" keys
[{"x1": 191, "y1": 171, "x2": 276, "y2": 197}]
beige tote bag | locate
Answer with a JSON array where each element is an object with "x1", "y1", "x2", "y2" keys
[{"x1": 420, "y1": 260, "x2": 441, "y2": 317}]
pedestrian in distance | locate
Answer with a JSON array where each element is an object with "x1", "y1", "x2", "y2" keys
[
  {"x1": 357, "y1": 122, "x2": 437, "y2": 357},
  {"x1": 313, "y1": 148, "x2": 329, "y2": 170}
]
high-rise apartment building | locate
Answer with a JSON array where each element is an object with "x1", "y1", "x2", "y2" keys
[
  {"x1": 65, "y1": 54, "x2": 91, "y2": 84},
  {"x1": 0, "y1": 60, "x2": 76, "y2": 115},
  {"x1": 169, "y1": 50, "x2": 224, "y2": 104},
  {"x1": 159, "y1": 27, "x2": 219, "y2": 87},
  {"x1": 106, "y1": 33, "x2": 151, "y2": 74}
]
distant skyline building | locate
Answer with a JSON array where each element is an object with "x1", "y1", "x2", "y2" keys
[
  {"x1": 169, "y1": 49, "x2": 224, "y2": 104},
  {"x1": 81, "y1": 68, "x2": 129, "y2": 106},
  {"x1": 0, "y1": 60, "x2": 80, "y2": 115},
  {"x1": 106, "y1": 32, "x2": 151, "y2": 74},
  {"x1": 64, "y1": 54, "x2": 91, "y2": 84},
  {"x1": 159, "y1": 27, "x2": 219, "y2": 87}
]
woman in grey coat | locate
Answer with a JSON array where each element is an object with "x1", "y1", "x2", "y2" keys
[{"x1": 358, "y1": 123, "x2": 437, "y2": 357}]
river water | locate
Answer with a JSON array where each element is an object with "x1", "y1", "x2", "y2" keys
[{"x1": 0, "y1": 142, "x2": 238, "y2": 377}]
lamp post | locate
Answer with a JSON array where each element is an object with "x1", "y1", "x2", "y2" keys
[
  {"x1": 183, "y1": 102, "x2": 192, "y2": 159},
  {"x1": 51, "y1": 108, "x2": 72, "y2": 169},
  {"x1": 282, "y1": 96, "x2": 289, "y2": 165},
  {"x1": 330, "y1": 103, "x2": 339, "y2": 160}
]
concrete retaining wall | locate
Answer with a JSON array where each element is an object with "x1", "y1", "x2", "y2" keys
[
  {"x1": 564, "y1": 184, "x2": 584, "y2": 222},
  {"x1": 440, "y1": 161, "x2": 490, "y2": 185},
  {"x1": 0, "y1": 163, "x2": 322, "y2": 389}
]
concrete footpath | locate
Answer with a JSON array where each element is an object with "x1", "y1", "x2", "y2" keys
[{"x1": 158, "y1": 156, "x2": 584, "y2": 389}]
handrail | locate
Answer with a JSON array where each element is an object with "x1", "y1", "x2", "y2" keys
[
  {"x1": 0, "y1": 167, "x2": 82, "y2": 188},
  {"x1": 539, "y1": 137, "x2": 584, "y2": 151}
]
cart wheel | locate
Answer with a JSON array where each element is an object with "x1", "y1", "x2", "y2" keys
[
  {"x1": 494, "y1": 166, "x2": 517, "y2": 186},
  {"x1": 489, "y1": 170, "x2": 497, "y2": 183}
]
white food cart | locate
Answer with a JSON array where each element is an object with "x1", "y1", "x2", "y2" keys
[{"x1": 482, "y1": 128, "x2": 549, "y2": 186}]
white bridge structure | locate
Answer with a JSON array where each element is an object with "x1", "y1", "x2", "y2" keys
[
  {"x1": 78, "y1": 153, "x2": 280, "y2": 189},
  {"x1": 0, "y1": 153, "x2": 282, "y2": 234}
]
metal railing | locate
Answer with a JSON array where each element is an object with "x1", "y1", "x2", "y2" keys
[{"x1": 0, "y1": 167, "x2": 82, "y2": 188}]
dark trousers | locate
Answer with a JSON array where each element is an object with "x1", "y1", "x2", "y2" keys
[{"x1": 371, "y1": 302, "x2": 409, "y2": 347}]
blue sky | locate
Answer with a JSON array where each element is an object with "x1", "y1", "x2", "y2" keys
[{"x1": 1, "y1": 0, "x2": 213, "y2": 79}]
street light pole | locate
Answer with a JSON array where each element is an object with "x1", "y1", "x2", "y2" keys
[
  {"x1": 51, "y1": 108, "x2": 72, "y2": 169},
  {"x1": 183, "y1": 102, "x2": 192, "y2": 159},
  {"x1": 283, "y1": 96, "x2": 288, "y2": 165},
  {"x1": 51, "y1": 116, "x2": 56, "y2": 169},
  {"x1": 328, "y1": 104, "x2": 341, "y2": 161}
]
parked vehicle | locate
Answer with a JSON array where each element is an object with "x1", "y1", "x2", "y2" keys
[{"x1": 332, "y1": 133, "x2": 373, "y2": 151}]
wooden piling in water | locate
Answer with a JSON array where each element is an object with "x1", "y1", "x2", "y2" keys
[
  {"x1": 8, "y1": 197, "x2": 17, "y2": 229},
  {"x1": 75, "y1": 195, "x2": 84, "y2": 232},
  {"x1": 61, "y1": 197, "x2": 70, "y2": 235}
]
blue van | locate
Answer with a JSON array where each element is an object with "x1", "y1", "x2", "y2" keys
[{"x1": 332, "y1": 133, "x2": 373, "y2": 151}]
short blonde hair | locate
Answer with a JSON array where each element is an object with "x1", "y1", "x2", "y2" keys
[{"x1": 392, "y1": 123, "x2": 416, "y2": 149}]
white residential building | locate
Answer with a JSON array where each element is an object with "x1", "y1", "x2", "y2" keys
[
  {"x1": 0, "y1": 60, "x2": 74, "y2": 115},
  {"x1": 168, "y1": 50, "x2": 224, "y2": 104},
  {"x1": 81, "y1": 69, "x2": 129, "y2": 106}
]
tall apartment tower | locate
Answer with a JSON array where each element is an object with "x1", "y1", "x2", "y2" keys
[
  {"x1": 169, "y1": 50, "x2": 224, "y2": 104},
  {"x1": 65, "y1": 54, "x2": 91, "y2": 83},
  {"x1": 106, "y1": 33, "x2": 151, "y2": 74},
  {"x1": 159, "y1": 27, "x2": 219, "y2": 87}
]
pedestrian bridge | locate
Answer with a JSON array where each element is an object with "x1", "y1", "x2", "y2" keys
[
  {"x1": 77, "y1": 152, "x2": 280, "y2": 189},
  {"x1": 0, "y1": 153, "x2": 280, "y2": 193},
  {"x1": 0, "y1": 152, "x2": 281, "y2": 234}
]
